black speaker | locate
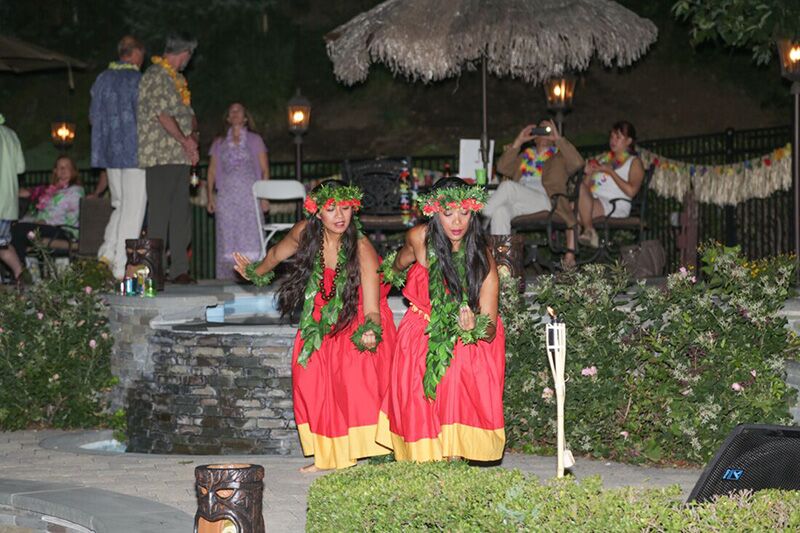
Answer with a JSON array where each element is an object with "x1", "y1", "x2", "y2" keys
[{"x1": 687, "y1": 424, "x2": 800, "y2": 503}]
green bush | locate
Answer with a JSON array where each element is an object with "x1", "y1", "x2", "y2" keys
[
  {"x1": 503, "y1": 244, "x2": 799, "y2": 465},
  {"x1": 307, "y1": 461, "x2": 800, "y2": 532},
  {"x1": 0, "y1": 249, "x2": 117, "y2": 429}
]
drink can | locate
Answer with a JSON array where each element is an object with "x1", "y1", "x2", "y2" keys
[
  {"x1": 136, "y1": 271, "x2": 146, "y2": 296},
  {"x1": 125, "y1": 277, "x2": 134, "y2": 296},
  {"x1": 145, "y1": 278, "x2": 156, "y2": 298},
  {"x1": 475, "y1": 167, "x2": 487, "y2": 186}
]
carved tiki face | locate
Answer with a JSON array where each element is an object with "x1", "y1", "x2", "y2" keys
[{"x1": 194, "y1": 464, "x2": 264, "y2": 533}]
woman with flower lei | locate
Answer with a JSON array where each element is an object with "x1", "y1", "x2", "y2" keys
[
  {"x1": 577, "y1": 120, "x2": 645, "y2": 248},
  {"x1": 12, "y1": 155, "x2": 84, "y2": 270},
  {"x1": 376, "y1": 177, "x2": 506, "y2": 462},
  {"x1": 233, "y1": 181, "x2": 396, "y2": 472}
]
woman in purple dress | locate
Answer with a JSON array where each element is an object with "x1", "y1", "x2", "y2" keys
[{"x1": 207, "y1": 102, "x2": 270, "y2": 279}]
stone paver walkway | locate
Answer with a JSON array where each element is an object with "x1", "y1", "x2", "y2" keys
[{"x1": 0, "y1": 429, "x2": 704, "y2": 532}]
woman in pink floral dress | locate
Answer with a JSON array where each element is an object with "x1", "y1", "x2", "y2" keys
[{"x1": 206, "y1": 102, "x2": 270, "y2": 280}]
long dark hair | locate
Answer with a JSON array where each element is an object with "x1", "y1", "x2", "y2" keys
[
  {"x1": 277, "y1": 181, "x2": 361, "y2": 334},
  {"x1": 425, "y1": 177, "x2": 490, "y2": 311}
]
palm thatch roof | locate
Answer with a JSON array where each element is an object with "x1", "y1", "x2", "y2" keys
[{"x1": 326, "y1": 0, "x2": 658, "y2": 86}]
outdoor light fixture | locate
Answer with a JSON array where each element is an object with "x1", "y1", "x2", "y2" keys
[
  {"x1": 287, "y1": 89, "x2": 311, "y2": 180},
  {"x1": 50, "y1": 120, "x2": 76, "y2": 148},
  {"x1": 778, "y1": 38, "x2": 800, "y2": 282},
  {"x1": 287, "y1": 89, "x2": 311, "y2": 135},
  {"x1": 544, "y1": 76, "x2": 576, "y2": 134},
  {"x1": 778, "y1": 39, "x2": 800, "y2": 82}
]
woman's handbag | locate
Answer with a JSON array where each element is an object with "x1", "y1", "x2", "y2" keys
[{"x1": 620, "y1": 239, "x2": 666, "y2": 279}]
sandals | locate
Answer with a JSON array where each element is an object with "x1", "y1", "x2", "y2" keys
[{"x1": 578, "y1": 228, "x2": 599, "y2": 249}]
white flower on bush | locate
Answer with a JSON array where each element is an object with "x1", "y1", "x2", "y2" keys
[
  {"x1": 48, "y1": 373, "x2": 60, "y2": 384},
  {"x1": 581, "y1": 366, "x2": 598, "y2": 378},
  {"x1": 619, "y1": 431, "x2": 629, "y2": 440},
  {"x1": 84, "y1": 286, "x2": 92, "y2": 294},
  {"x1": 36, "y1": 312, "x2": 43, "y2": 320},
  {"x1": 541, "y1": 387, "x2": 554, "y2": 400},
  {"x1": 750, "y1": 369, "x2": 757, "y2": 378},
  {"x1": 89, "y1": 339, "x2": 97, "y2": 349},
  {"x1": 731, "y1": 382, "x2": 744, "y2": 392},
  {"x1": 101, "y1": 332, "x2": 108, "y2": 340}
]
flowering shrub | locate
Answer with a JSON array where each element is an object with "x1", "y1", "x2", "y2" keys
[
  {"x1": 502, "y1": 244, "x2": 799, "y2": 464},
  {"x1": 0, "y1": 245, "x2": 117, "y2": 429}
]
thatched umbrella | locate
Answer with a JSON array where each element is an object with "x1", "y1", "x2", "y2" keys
[
  {"x1": 0, "y1": 35, "x2": 87, "y2": 88},
  {"x1": 326, "y1": 0, "x2": 658, "y2": 167}
]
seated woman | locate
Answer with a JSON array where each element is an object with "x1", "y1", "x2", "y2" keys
[
  {"x1": 378, "y1": 178, "x2": 506, "y2": 462},
  {"x1": 12, "y1": 155, "x2": 84, "y2": 266},
  {"x1": 576, "y1": 121, "x2": 645, "y2": 248}
]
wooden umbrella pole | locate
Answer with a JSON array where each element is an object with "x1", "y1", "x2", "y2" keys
[{"x1": 480, "y1": 54, "x2": 489, "y2": 171}]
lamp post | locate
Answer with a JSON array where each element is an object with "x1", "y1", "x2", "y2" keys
[
  {"x1": 50, "y1": 120, "x2": 76, "y2": 150},
  {"x1": 544, "y1": 77, "x2": 576, "y2": 135},
  {"x1": 287, "y1": 89, "x2": 311, "y2": 181},
  {"x1": 778, "y1": 39, "x2": 800, "y2": 281}
]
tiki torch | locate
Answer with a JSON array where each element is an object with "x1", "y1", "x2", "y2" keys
[{"x1": 545, "y1": 306, "x2": 574, "y2": 478}]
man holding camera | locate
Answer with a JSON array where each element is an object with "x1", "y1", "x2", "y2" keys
[{"x1": 483, "y1": 119, "x2": 584, "y2": 267}]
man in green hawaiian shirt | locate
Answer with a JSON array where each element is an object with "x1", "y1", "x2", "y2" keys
[{"x1": 137, "y1": 33, "x2": 199, "y2": 284}]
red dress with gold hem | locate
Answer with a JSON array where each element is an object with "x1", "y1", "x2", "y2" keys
[
  {"x1": 377, "y1": 263, "x2": 506, "y2": 461},
  {"x1": 292, "y1": 268, "x2": 396, "y2": 469}
]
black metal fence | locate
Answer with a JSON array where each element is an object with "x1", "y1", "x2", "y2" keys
[{"x1": 20, "y1": 125, "x2": 792, "y2": 279}]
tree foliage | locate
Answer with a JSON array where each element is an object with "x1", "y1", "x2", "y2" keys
[{"x1": 673, "y1": 0, "x2": 800, "y2": 64}]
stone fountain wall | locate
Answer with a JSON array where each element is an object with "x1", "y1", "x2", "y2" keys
[{"x1": 126, "y1": 328, "x2": 301, "y2": 455}]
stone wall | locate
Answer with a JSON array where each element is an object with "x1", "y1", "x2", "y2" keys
[
  {"x1": 105, "y1": 293, "x2": 219, "y2": 412},
  {"x1": 127, "y1": 328, "x2": 302, "y2": 455}
]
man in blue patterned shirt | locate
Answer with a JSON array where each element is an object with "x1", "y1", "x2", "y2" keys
[{"x1": 90, "y1": 35, "x2": 146, "y2": 280}]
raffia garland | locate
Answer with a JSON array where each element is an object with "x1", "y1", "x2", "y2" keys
[
  {"x1": 588, "y1": 145, "x2": 792, "y2": 206},
  {"x1": 640, "y1": 145, "x2": 792, "y2": 206}
]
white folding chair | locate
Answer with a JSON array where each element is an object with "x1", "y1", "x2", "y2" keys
[{"x1": 252, "y1": 180, "x2": 306, "y2": 255}]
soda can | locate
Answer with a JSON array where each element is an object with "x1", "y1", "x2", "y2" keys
[
  {"x1": 144, "y1": 278, "x2": 156, "y2": 298},
  {"x1": 125, "y1": 277, "x2": 134, "y2": 296},
  {"x1": 136, "y1": 271, "x2": 146, "y2": 297}
]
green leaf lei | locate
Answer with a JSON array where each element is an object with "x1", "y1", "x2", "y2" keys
[
  {"x1": 423, "y1": 244, "x2": 491, "y2": 399},
  {"x1": 244, "y1": 263, "x2": 275, "y2": 287},
  {"x1": 297, "y1": 242, "x2": 348, "y2": 367},
  {"x1": 377, "y1": 250, "x2": 408, "y2": 288},
  {"x1": 350, "y1": 319, "x2": 383, "y2": 352}
]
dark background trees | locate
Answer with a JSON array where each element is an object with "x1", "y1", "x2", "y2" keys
[{"x1": 0, "y1": 0, "x2": 793, "y2": 169}]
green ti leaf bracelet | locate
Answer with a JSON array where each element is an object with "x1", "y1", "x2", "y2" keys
[
  {"x1": 244, "y1": 263, "x2": 275, "y2": 287},
  {"x1": 377, "y1": 250, "x2": 408, "y2": 289},
  {"x1": 350, "y1": 319, "x2": 383, "y2": 352}
]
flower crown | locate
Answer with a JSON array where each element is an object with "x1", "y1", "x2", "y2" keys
[
  {"x1": 418, "y1": 185, "x2": 488, "y2": 217},
  {"x1": 303, "y1": 183, "x2": 363, "y2": 216}
]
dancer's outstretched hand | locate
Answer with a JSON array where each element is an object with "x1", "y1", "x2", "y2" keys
[
  {"x1": 458, "y1": 305, "x2": 476, "y2": 331},
  {"x1": 233, "y1": 252, "x2": 252, "y2": 279}
]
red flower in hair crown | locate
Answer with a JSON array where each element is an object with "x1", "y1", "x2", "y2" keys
[
  {"x1": 418, "y1": 184, "x2": 488, "y2": 217},
  {"x1": 303, "y1": 183, "x2": 363, "y2": 216}
]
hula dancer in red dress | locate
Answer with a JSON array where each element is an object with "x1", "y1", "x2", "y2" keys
[
  {"x1": 234, "y1": 181, "x2": 395, "y2": 471},
  {"x1": 377, "y1": 177, "x2": 506, "y2": 462}
]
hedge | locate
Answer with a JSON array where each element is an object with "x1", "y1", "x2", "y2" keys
[{"x1": 307, "y1": 461, "x2": 800, "y2": 532}]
